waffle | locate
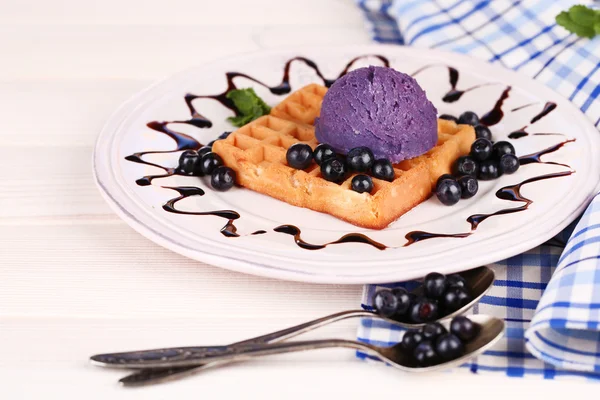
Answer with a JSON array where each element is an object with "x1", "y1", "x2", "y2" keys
[{"x1": 212, "y1": 84, "x2": 475, "y2": 229}]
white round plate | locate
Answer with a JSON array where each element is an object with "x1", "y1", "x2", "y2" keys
[{"x1": 94, "y1": 45, "x2": 600, "y2": 284}]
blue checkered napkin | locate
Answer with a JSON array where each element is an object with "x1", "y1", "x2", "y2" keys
[
  {"x1": 526, "y1": 195, "x2": 600, "y2": 372},
  {"x1": 355, "y1": 0, "x2": 600, "y2": 379}
]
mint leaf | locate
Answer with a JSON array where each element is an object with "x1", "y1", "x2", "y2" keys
[
  {"x1": 556, "y1": 10, "x2": 596, "y2": 38},
  {"x1": 568, "y1": 4, "x2": 598, "y2": 27},
  {"x1": 225, "y1": 88, "x2": 271, "y2": 127}
]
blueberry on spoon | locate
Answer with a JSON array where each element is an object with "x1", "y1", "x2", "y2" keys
[
  {"x1": 436, "y1": 334, "x2": 465, "y2": 360},
  {"x1": 450, "y1": 316, "x2": 478, "y2": 342},
  {"x1": 424, "y1": 272, "x2": 447, "y2": 298},
  {"x1": 372, "y1": 289, "x2": 399, "y2": 317}
]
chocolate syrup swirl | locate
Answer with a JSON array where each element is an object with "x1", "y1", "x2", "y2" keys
[
  {"x1": 161, "y1": 186, "x2": 265, "y2": 237},
  {"x1": 124, "y1": 55, "x2": 573, "y2": 251},
  {"x1": 411, "y1": 65, "x2": 497, "y2": 103},
  {"x1": 273, "y1": 225, "x2": 387, "y2": 251},
  {"x1": 511, "y1": 102, "x2": 538, "y2": 112},
  {"x1": 508, "y1": 102, "x2": 558, "y2": 139},
  {"x1": 404, "y1": 231, "x2": 471, "y2": 246},
  {"x1": 402, "y1": 139, "x2": 576, "y2": 246},
  {"x1": 519, "y1": 139, "x2": 575, "y2": 168},
  {"x1": 125, "y1": 122, "x2": 202, "y2": 185},
  {"x1": 467, "y1": 171, "x2": 573, "y2": 230},
  {"x1": 530, "y1": 102, "x2": 557, "y2": 124},
  {"x1": 479, "y1": 86, "x2": 511, "y2": 126}
]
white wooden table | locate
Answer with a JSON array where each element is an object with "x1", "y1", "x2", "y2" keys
[{"x1": 0, "y1": 0, "x2": 591, "y2": 397}]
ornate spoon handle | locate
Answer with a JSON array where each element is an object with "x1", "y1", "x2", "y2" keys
[{"x1": 91, "y1": 309, "x2": 376, "y2": 369}]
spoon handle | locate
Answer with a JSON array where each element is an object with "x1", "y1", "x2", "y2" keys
[
  {"x1": 124, "y1": 338, "x2": 378, "y2": 369},
  {"x1": 91, "y1": 309, "x2": 375, "y2": 369},
  {"x1": 116, "y1": 309, "x2": 377, "y2": 385}
]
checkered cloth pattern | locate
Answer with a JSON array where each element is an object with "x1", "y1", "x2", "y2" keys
[{"x1": 356, "y1": 0, "x2": 600, "y2": 380}]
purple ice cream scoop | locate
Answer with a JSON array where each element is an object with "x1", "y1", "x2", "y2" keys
[{"x1": 314, "y1": 66, "x2": 438, "y2": 163}]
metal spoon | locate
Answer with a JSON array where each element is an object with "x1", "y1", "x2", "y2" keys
[
  {"x1": 96, "y1": 314, "x2": 504, "y2": 372},
  {"x1": 90, "y1": 266, "x2": 494, "y2": 384}
]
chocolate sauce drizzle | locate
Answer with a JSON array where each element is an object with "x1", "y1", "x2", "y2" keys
[
  {"x1": 508, "y1": 102, "x2": 558, "y2": 139},
  {"x1": 125, "y1": 122, "x2": 201, "y2": 186},
  {"x1": 161, "y1": 186, "x2": 265, "y2": 237},
  {"x1": 411, "y1": 65, "x2": 497, "y2": 103},
  {"x1": 273, "y1": 225, "x2": 387, "y2": 251},
  {"x1": 125, "y1": 55, "x2": 573, "y2": 251},
  {"x1": 479, "y1": 86, "x2": 511, "y2": 126},
  {"x1": 402, "y1": 139, "x2": 575, "y2": 246},
  {"x1": 519, "y1": 139, "x2": 575, "y2": 168}
]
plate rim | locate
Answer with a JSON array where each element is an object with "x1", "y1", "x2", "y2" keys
[{"x1": 93, "y1": 44, "x2": 600, "y2": 284}]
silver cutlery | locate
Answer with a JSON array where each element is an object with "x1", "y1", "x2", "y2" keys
[
  {"x1": 90, "y1": 266, "x2": 495, "y2": 385},
  {"x1": 97, "y1": 314, "x2": 504, "y2": 372}
]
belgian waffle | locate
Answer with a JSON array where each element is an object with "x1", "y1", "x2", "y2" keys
[{"x1": 212, "y1": 84, "x2": 475, "y2": 229}]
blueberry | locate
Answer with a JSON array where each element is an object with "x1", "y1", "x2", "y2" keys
[
  {"x1": 286, "y1": 143, "x2": 313, "y2": 170},
  {"x1": 474, "y1": 124, "x2": 492, "y2": 141},
  {"x1": 413, "y1": 341, "x2": 439, "y2": 367},
  {"x1": 320, "y1": 157, "x2": 347, "y2": 183},
  {"x1": 441, "y1": 287, "x2": 472, "y2": 313},
  {"x1": 351, "y1": 174, "x2": 374, "y2": 194},
  {"x1": 199, "y1": 152, "x2": 224, "y2": 175},
  {"x1": 435, "y1": 176, "x2": 461, "y2": 206},
  {"x1": 439, "y1": 114, "x2": 458, "y2": 123},
  {"x1": 437, "y1": 174, "x2": 454, "y2": 185},
  {"x1": 178, "y1": 150, "x2": 200, "y2": 176},
  {"x1": 346, "y1": 147, "x2": 375, "y2": 172},
  {"x1": 371, "y1": 159, "x2": 395, "y2": 182},
  {"x1": 409, "y1": 297, "x2": 439, "y2": 323},
  {"x1": 457, "y1": 175, "x2": 478, "y2": 199},
  {"x1": 421, "y1": 322, "x2": 447, "y2": 341},
  {"x1": 450, "y1": 316, "x2": 478, "y2": 342},
  {"x1": 391, "y1": 287, "x2": 412, "y2": 317},
  {"x1": 446, "y1": 274, "x2": 467, "y2": 289},
  {"x1": 492, "y1": 141, "x2": 515, "y2": 159},
  {"x1": 401, "y1": 329, "x2": 424, "y2": 352},
  {"x1": 198, "y1": 146, "x2": 212, "y2": 157},
  {"x1": 435, "y1": 334, "x2": 465, "y2": 360},
  {"x1": 470, "y1": 138, "x2": 493, "y2": 161},
  {"x1": 211, "y1": 166, "x2": 236, "y2": 191},
  {"x1": 458, "y1": 111, "x2": 479, "y2": 126},
  {"x1": 453, "y1": 156, "x2": 479, "y2": 177},
  {"x1": 219, "y1": 131, "x2": 232, "y2": 140},
  {"x1": 424, "y1": 272, "x2": 447, "y2": 298},
  {"x1": 372, "y1": 289, "x2": 399, "y2": 317},
  {"x1": 498, "y1": 154, "x2": 520, "y2": 175},
  {"x1": 478, "y1": 159, "x2": 499, "y2": 180},
  {"x1": 313, "y1": 144, "x2": 336, "y2": 166}
]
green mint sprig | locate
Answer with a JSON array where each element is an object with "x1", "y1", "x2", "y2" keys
[
  {"x1": 225, "y1": 88, "x2": 271, "y2": 127},
  {"x1": 556, "y1": 4, "x2": 600, "y2": 38}
]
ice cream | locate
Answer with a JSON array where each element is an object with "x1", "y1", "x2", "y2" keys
[{"x1": 314, "y1": 66, "x2": 438, "y2": 163}]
